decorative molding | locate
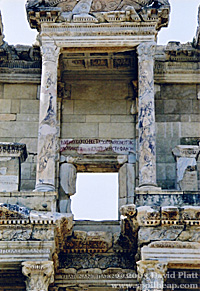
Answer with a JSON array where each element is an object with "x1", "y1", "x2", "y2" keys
[
  {"x1": 0, "y1": 143, "x2": 28, "y2": 163},
  {"x1": 26, "y1": 0, "x2": 170, "y2": 32}
]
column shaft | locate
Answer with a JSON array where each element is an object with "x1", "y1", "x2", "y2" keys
[
  {"x1": 35, "y1": 43, "x2": 60, "y2": 191},
  {"x1": 137, "y1": 42, "x2": 157, "y2": 187}
]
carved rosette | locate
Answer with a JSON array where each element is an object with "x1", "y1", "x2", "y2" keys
[
  {"x1": 137, "y1": 42, "x2": 157, "y2": 187},
  {"x1": 35, "y1": 43, "x2": 60, "y2": 191},
  {"x1": 137, "y1": 260, "x2": 168, "y2": 291},
  {"x1": 22, "y1": 261, "x2": 54, "y2": 291}
]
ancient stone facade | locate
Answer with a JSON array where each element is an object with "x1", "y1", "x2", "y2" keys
[{"x1": 0, "y1": 0, "x2": 199, "y2": 290}]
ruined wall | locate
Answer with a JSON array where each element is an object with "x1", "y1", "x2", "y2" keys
[
  {"x1": 155, "y1": 83, "x2": 200, "y2": 189},
  {"x1": 0, "y1": 82, "x2": 40, "y2": 190}
]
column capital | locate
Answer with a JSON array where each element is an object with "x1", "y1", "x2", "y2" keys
[
  {"x1": 137, "y1": 42, "x2": 156, "y2": 61},
  {"x1": 22, "y1": 261, "x2": 54, "y2": 291},
  {"x1": 40, "y1": 43, "x2": 60, "y2": 63},
  {"x1": 137, "y1": 260, "x2": 168, "y2": 279}
]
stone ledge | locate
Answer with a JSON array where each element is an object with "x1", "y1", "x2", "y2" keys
[{"x1": 141, "y1": 241, "x2": 200, "y2": 266}]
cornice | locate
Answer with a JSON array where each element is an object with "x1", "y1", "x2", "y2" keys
[
  {"x1": 26, "y1": 0, "x2": 170, "y2": 33},
  {"x1": 0, "y1": 143, "x2": 28, "y2": 162}
]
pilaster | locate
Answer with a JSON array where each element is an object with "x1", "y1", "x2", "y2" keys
[
  {"x1": 137, "y1": 42, "x2": 158, "y2": 188},
  {"x1": 137, "y1": 260, "x2": 168, "y2": 291},
  {"x1": 35, "y1": 43, "x2": 60, "y2": 192},
  {"x1": 22, "y1": 261, "x2": 54, "y2": 291}
]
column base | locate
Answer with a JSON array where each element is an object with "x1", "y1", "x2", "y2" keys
[
  {"x1": 34, "y1": 183, "x2": 55, "y2": 192},
  {"x1": 135, "y1": 185, "x2": 162, "y2": 194}
]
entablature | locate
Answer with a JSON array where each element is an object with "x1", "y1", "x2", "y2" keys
[{"x1": 26, "y1": 0, "x2": 170, "y2": 34}]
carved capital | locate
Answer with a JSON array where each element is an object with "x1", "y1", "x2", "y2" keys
[
  {"x1": 22, "y1": 261, "x2": 54, "y2": 291},
  {"x1": 41, "y1": 44, "x2": 60, "y2": 64},
  {"x1": 137, "y1": 260, "x2": 168, "y2": 281},
  {"x1": 137, "y1": 42, "x2": 156, "y2": 61}
]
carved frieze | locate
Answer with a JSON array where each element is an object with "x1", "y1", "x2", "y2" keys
[{"x1": 26, "y1": 0, "x2": 170, "y2": 31}]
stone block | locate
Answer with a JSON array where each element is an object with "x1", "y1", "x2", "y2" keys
[
  {"x1": 86, "y1": 115, "x2": 110, "y2": 123},
  {"x1": 138, "y1": 225, "x2": 184, "y2": 244},
  {"x1": 62, "y1": 100, "x2": 74, "y2": 114},
  {"x1": 86, "y1": 231, "x2": 112, "y2": 252},
  {"x1": 11, "y1": 100, "x2": 20, "y2": 114},
  {"x1": 32, "y1": 225, "x2": 55, "y2": 241},
  {"x1": 0, "y1": 192, "x2": 57, "y2": 212},
  {"x1": 0, "y1": 114, "x2": 16, "y2": 121},
  {"x1": 164, "y1": 100, "x2": 192, "y2": 114},
  {"x1": 0, "y1": 158, "x2": 19, "y2": 191},
  {"x1": 18, "y1": 138, "x2": 38, "y2": 153},
  {"x1": 71, "y1": 80, "x2": 128, "y2": 100},
  {"x1": 155, "y1": 100, "x2": 164, "y2": 114},
  {"x1": 99, "y1": 123, "x2": 134, "y2": 139},
  {"x1": 0, "y1": 122, "x2": 38, "y2": 138},
  {"x1": 190, "y1": 115, "x2": 200, "y2": 122},
  {"x1": 0, "y1": 99, "x2": 11, "y2": 113},
  {"x1": 21, "y1": 162, "x2": 31, "y2": 180},
  {"x1": 197, "y1": 84, "x2": 200, "y2": 100},
  {"x1": 165, "y1": 163, "x2": 176, "y2": 180},
  {"x1": 119, "y1": 164, "x2": 127, "y2": 198},
  {"x1": 181, "y1": 122, "x2": 200, "y2": 137},
  {"x1": 137, "y1": 206, "x2": 160, "y2": 226},
  {"x1": 62, "y1": 114, "x2": 85, "y2": 123},
  {"x1": 16, "y1": 114, "x2": 39, "y2": 122},
  {"x1": 61, "y1": 123, "x2": 98, "y2": 138},
  {"x1": 74, "y1": 100, "x2": 127, "y2": 115},
  {"x1": 0, "y1": 84, "x2": 3, "y2": 99},
  {"x1": 156, "y1": 163, "x2": 166, "y2": 180},
  {"x1": 4, "y1": 84, "x2": 37, "y2": 100},
  {"x1": 118, "y1": 198, "x2": 127, "y2": 210},
  {"x1": 20, "y1": 100, "x2": 39, "y2": 114},
  {"x1": 110, "y1": 115, "x2": 135, "y2": 123},
  {"x1": 177, "y1": 226, "x2": 200, "y2": 242},
  {"x1": 160, "y1": 84, "x2": 196, "y2": 100},
  {"x1": 30, "y1": 163, "x2": 36, "y2": 179},
  {"x1": 127, "y1": 164, "x2": 135, "y2": 198},
  {"x1": 192, "y1": 100, "x2": 200, "y2": 114},
  {"x1": 161, "y1": 206, "x2": 179, "y2": 220},
  {"x1": 20, "y1": 179, "x2": 35, "y2": 191}
]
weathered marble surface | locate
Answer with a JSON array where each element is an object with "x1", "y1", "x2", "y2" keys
[
  {"x1": 0, "y1": 143, "x2": 27, "y2": 192},
  {"x1": 137, "y1": 42, "x2": 157, "y2": 187},
  {"x1": 35, "y1": 43, "x2": 60, "y2": 192},
  {"x1": 59, "y1": 159, "x2": 77, "y2": 213},
  {"x1": 172, "y1": 145, "x2": 199, "y2": 191},
  {"x1": 22, "y1": 261, "x2": 54, "y2": 291},
  {"x1": 137, "y1": 260, "x2": 168, "y2": 291}
]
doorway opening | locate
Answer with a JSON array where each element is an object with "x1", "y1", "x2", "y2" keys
[{"x1": 71, "y1": 173, "x2": 118, "y2": 221}]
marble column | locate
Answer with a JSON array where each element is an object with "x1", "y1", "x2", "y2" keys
[
  {"x1": 22, "y1": 261, "x2": 54, "y2": 291},
  {"x1": 137, "y1": 42, "x2": 157, "y2": 188},
  {"x1": 137, "y1": 260, "x2": 168, "y2": 291},
  {"x1": 35, "y1": 43, "x2": 60, "y2": 192}
]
